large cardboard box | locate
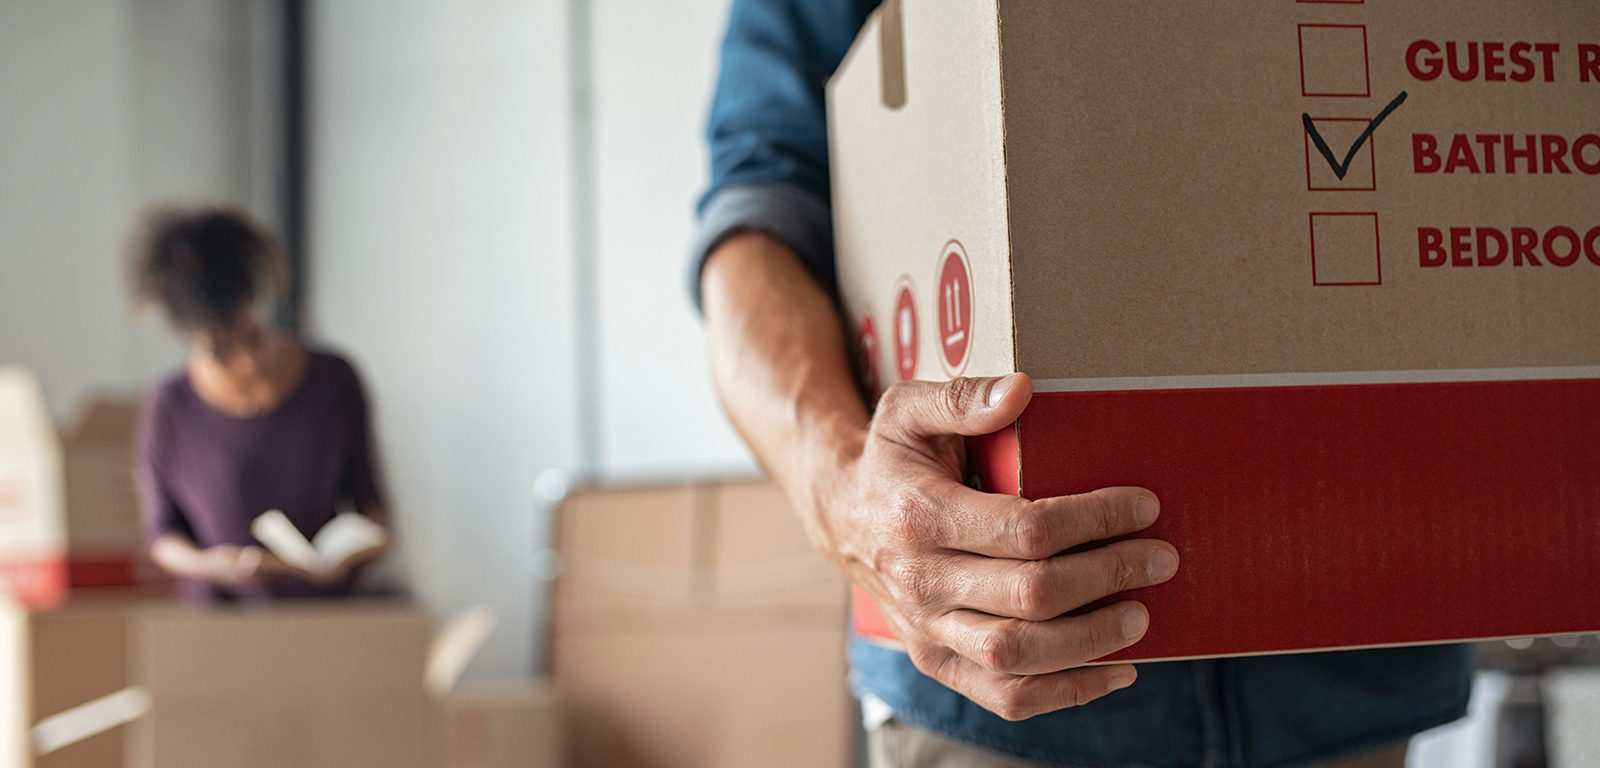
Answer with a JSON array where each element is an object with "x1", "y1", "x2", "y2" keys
[
  {"x1": 829, "y1": 1, "x2": 1600, "y2": 662},
  {"x1": 2, "y1": 598, "x2": 439, "y2": 768},
  {"x1": 551, "y1": 480, "x2": 853, "y2": 768},
  {"x1": 128, "y1": 602, "x2": 439, "y2": 768}
]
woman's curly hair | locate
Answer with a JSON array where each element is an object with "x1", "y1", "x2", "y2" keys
[{"x1": 126, "y1": 206, "x2": 288, "y2": 334}]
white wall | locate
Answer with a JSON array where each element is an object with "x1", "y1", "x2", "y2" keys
[
  {"x1": 308, "y1": 0, "x2": 583, "y2": 678},
  {"x1": 0, "y1": 0, "x2": 272, "y2": 420},
  {"x1": 589, "y1": 0, "x2": 754, "y2": 481}
]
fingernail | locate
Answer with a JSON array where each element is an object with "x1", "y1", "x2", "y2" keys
[
  {"x1": 985, "y1": 375, "x2": 1015, "y2": 407},
  {"x1": 1134, "y1": 496, "x2": 1158, "y2": 527},
  {"x1": 1121, "y1": 607, "x2": 1148, "y2": 640},
  {"x1": 1147, "y1": 548, "x2": 1178, "y2": 581},
  {"x1": 1109, "y1": 671, "x2": 1136, "y2": 691}
]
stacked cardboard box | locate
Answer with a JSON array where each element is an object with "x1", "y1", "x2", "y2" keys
[
  {"x1": 0, "y1": 367, "x2": 158, "y2": 605},
  {"x1": 552, "y1": 480, "x2": 853, "y2": 768},
  {"x1": 59, "y1": 402, "x2": 150, "y2": 589}
]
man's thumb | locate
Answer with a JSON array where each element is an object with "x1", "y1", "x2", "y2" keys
[{"x1": 876, "y1": 373, "x2": 1031, "y2": 441}]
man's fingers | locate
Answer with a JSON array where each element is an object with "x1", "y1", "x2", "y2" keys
[
  {"x1": 943, "y1": 540, "x2": 1179, "y2": 621},
  {"x1": 938, "y1": 485, "x2": 1162, "y2": 559},
  {"x1": 912, "y1": 643, "x2": 1138, "y2": 721},
  {"x1": 932, "y1": 600, "x2": 1150, "y2": 676},
  {"x1": 874, "y1": 374, "x2": 1031, "y2": 443}
]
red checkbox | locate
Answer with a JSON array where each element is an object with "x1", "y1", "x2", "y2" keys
[
  {"x1": 1299, "y1": 24, "x2": 1371, "y2": 98},
  {"x1": 1310, "y1": 212, "x2": 1381, "y2": 286},
  {"x1": 1305, "y1": 117, "x2": 1378, "y2": 191}
]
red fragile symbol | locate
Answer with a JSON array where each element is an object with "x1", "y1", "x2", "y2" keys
[
  {"x1": 892, "y1": 279, "x2": 919, "y2": 382},
  {"x1": 857, "y1": 313, "x2": 881, "y2": 401},
  {"x1": 936, "y1": 241, "x2": 972, "y2": 374},
  {"x1": 0, "y1": 477, "x2": 23, "y2": 522}
]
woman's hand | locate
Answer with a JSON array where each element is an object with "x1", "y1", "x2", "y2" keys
[{"x1": 195, "y1": 544, "x2": 266, "y2": 586}]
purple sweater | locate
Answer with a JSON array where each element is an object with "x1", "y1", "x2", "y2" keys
[{"x1": 135, "y1": 348, "x2": 386, "y2": 604}]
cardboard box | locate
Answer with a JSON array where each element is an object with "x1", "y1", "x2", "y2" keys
[
  {"x1": 2, "y1": 598, "x2": 439, "y2": 768},
  {"x1": 443, "y1": 681, "x2": 561, "y2": 768},
  {"x1": 552, "y1": 480, "x2": 853, "y2": 768},
  {"x1": 60, "y1": 400, "x2": 151, "y2": 589},
  {"x1": 0, "y1": 598, "x2": 132, "y2": 768},
  {"x1": 0, "y1": 369, "x2": 157, "y2": 605},
  {"x1": 828, "y1": 1, "x2": 1600, "y2": 662},
  {"x1": 0, "y1": 369, "x2": 68, "y2": 607},
  {"x1": 128, "y1": 601, "x2": 439, "y2": 768}
]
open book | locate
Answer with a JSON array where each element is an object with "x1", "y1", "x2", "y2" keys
[{"x1": 250, "y1": 510, "x2": 388, "y2": 579}]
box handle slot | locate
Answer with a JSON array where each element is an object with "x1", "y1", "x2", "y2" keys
[{"x1": 879, "y1": 0, "x2": 906, "y2": 109}]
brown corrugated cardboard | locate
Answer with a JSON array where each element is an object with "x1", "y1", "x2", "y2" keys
[
  {"x1": 128, "y1": 601, "x2": 439, "y2": 768},
  {"x1": 833, "y1": 1, "x2": 1599, "y2": 386},
  {"x1": 557, "y1": 626, "x2": 851, "y2": 768},
  {"x1": 828, "y1": 1, "x2": 1599, "y2": 662},
  {"x1": 556, "y1": 483, "x2": 705, "y2": 615},
  {"x1": 60, "y1": 400, "x2": 149, "y2": 589},
  {"x1": 552, "y1": 480, "x2": 853, "y2": 768},
  {"x1": 3, "y1": 598, "x2": 440, "y2": 768},
  {"x1": 1, "y1": 598, "x2": 135, "y2": 768},
  {"x1": 443, "y1": 681, "x2": 561, "y2": 768},
  {"x1": 712, "y1": 481, "x2": 842, "y2": 609}
]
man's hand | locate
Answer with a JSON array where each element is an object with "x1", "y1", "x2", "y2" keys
[
  {"x1": 816, "y1": 373, "x2": 1178, "y2": 720},
  {"x1": 701, "y1": 232, "x2": 1177, "y2": 721}
]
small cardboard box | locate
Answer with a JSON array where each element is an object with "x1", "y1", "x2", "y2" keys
[
  {"x1": 443, "y1": 681, "x2": 561, "y2": 768},
  {"x1": 0, "y1": 369, "x2": 67, "y2": 606},
  {"x1": 552, "y1": 480, "x2": 852, "y2": 768},
  {"x1": 60, "y1": 400, "x2": 151, "y2": 589},
  {"x1": 0, "y1": 369, "x2": 157, "y2": 605},
  {"x1": 828, "y1": 1, "x2": 1600, "y2": 662}
]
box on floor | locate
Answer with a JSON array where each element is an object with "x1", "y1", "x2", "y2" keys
[
  {"x1": 552, "y1": 480, "x2": 853, "y2": 768},
  {"x1": 1, "y1": 597, "x2": 440, "y2": 768},
  {"x1": 443, "y1": 680, "x2": 561, "y2": 768}
]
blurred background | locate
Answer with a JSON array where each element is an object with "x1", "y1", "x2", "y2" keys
[
  {"x1": 1, "y1": 0, "x2": 751, "y2": 680},
  {"x1": 1, "y1": 2, "x2": 1596, "y2": 768}
]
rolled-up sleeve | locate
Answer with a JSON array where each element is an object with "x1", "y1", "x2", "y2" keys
[{"x1": 689, "y1": 0, "x2": 878, "y2": 310}]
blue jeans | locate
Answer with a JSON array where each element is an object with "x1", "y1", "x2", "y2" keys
[{"x1": 851, "y1": 637, "x2": 1472, "y2": 768}]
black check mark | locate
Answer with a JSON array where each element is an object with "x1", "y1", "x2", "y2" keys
[{"x1": 1303, "y1": 91, "x2": 1408, "y2": 180}]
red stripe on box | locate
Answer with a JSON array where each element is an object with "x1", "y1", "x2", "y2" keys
[
  {"x1": 852, "y1": 378, "x2": 1600, "y2": 662},
  {"x1": 0, "y1": 555, "x2": 68, "y2": 607},
  {"x1": 67, "y1": 556, "x2": 138, "y2": 588}
]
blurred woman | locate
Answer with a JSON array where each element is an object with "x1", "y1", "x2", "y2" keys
[{"x1": 129, "y1": 206, "x2": 390, "y2": 604}]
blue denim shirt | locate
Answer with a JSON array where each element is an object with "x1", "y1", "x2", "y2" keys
[{"x1": 692, "y1": 2, "x2": 1473, "y2": 766}]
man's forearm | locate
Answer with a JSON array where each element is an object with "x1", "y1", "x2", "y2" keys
[
  {"x1": 700, "y1": 232, "x2": 1171, "y2": 719},
  {"x1": 700, "y1": 232, "x2": 866, "y2": 545}
]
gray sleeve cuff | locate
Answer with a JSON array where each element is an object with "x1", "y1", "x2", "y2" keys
[{"x1": 688, "y1": 183, "x2": 835, "y2": 312}]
